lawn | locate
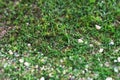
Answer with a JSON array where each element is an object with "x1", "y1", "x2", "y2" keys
[{"x1": 0, "y1": 0, "x2": 120, "y2": 80}]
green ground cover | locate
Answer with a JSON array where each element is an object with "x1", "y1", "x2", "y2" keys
[{"x1": 0, "y1": 0, "x2": 120, "y2": 80}]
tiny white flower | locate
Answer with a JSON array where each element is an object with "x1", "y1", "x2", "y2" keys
[
  {"x1": 40, "y1": 77, "x2": 45, "y2": 80},
  {"x1": 95, "y1": 25, "x2": 101, "y2": 30},
  {"x1": 109, "y1": 40, "x2": 114, "y2": 45},
  {"x1": 106, "y1": 77, "x2": 112, "y2": 80},
  {"x1": 99, "y1": 48, "x2": 104, "y2": 53},
  {"x1": 78, "y1": 38, "x2": 84, "y2": 43},
  {"x1": 117, "y1": 57, "x2": 120, "y2": 62},
  {"x1": 24, "y1": 62, "x2": 30, "y2": 67},
  {"x1": 19, "y1": 59, "x2": 24, "y2": 63},
  {"x1": 114, "y1": 67, "x2": 119, "y2": 73},
  {"x1": 8, "y1": 50, "x2": 13, "y2": 55}
]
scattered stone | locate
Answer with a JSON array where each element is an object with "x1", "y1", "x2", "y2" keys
[
  {"x1": 95, "y1": 25, "x2": 101, "y2": 30},
  {"x1": 69, "y1": 74, "x2": 75, "y2": 80},
  {"x1": 99, "y1": 48, "x2": 104, "y2": 53},
  {"x1": 40, "y1": 77, "x2": 45, "y2": 80},
  {"x1": 117, "y1": 57, "x2": 120, "y2": 62},
  {"x1": 114, "y1": 67, "x2": 119, "y2": 73},
  {"x1": 89, "y1": 44, "x2": 94, "y2": 47},
  {"x1": 14, "y1": 52, "x2": 20, "y2": 57},
  {"x1": 87, "y1": 77, "x2": 93, "y2": 80},
  {"x1": 82, "y1": 70, "x2": 85, "y2": 74},
  {"x1": 114, "y1": 59, "x2": 117, "y2": 63},
  {"x1": 26, "y1": 23, "x2": 29, "y2": 25},
  {"x1": 104, "y1": 62, "x2": 110, "y2": 67},
  {"x1": 19, "y1": 59, "x2": 24, "y2": 63},
  {"x1": 8, "y1": 50, "x2": 13, "y2": 55},
  {"x1": 84, "y1": 41, "x2": 88, "y2": 44},
  {"x1": 109, "y1": 40, "x2": 114, "y2": 45},
  {"x1": 78, "y1": 38, "x2": 84, "y2": 43},
  {"x1": 27, "y1": 43, "x2": 31, "y2": 47},
  {"x1": 3, "y1": 63, "x2": 8, "y2": 68},
  {"x1": 24, "y1": 62, "x2": 30, "y2": 67},
  {"x1": 106, "y1": 77, "x2": 112, "y2": 80},
  {"x1": 79, "y1": 78, "x2": 86, "y2": 80},
  {"x1": 35, "y1": 65, "x2": 39, "y2": 69}
]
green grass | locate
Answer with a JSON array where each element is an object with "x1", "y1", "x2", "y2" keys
[{"x1": 0, "y1": 0, "x2": 120, "y2": 80}]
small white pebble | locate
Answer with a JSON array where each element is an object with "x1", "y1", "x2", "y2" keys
[
  {"x1": 41, "y1": 58, "x2": 46, "y2": 63},
  {"x1": 24, "y1": 62, "x2": 30, "y2": 67},
  {"x1": 95, "y1": 25, "x2": 101, "y2": 30},
  {"x1": 69, "y1": 75, "x2": 75, "y2": 80},
  {"x1": 100, "y1": 63, "x2": 103, "y2": 67},
  {"x1": 82, "y1": 70, "x2": 85, "y2": 74},
  {"x1": 26, "y1": 22, "x2": 29, "y2": 25},
  {"x1": 114, "y1": 49, "x2": 119, "y2": 53},
  {"x1": 94, "y1": 73, "x2": 99, "y2": 78},
  {"x1": 79, "y1": 78, "x2": 86, "y2": 80},
  {"x1": 98, "y1": 58, "x2": 101, "y2": 61},
  {"x1": 85, "y1": 41, "x2": 88, "y2": 44},
  {"x1": 4, "y1": 63, "x2": 8, "y2": 68},
  {"x1": 109, "y1": 40, "x2": 114, "y2": 45},
  {"x1": 78, "y1": 38, "x2": 84, "y2": 43},
  {"x1": 114, "y1": 59, "x2": 117, "y2": 63},
  {"x1": 99, "y1": 48, "x2": 104, "y2": 53},
  {"x1": 49, "y1": 73, "x2": 53, "y2": 77},
  {"x1": 114, "y1": 67, "x2": 119, "y2": 73},
  {"x1": 14, "y1": 52, "x2": 19, "y2": 57},
  {"x1": 8, "y1": 50, "x2": 13, "y2": 55},
  {"x1": 51, "y1": 68, "x2": 54, "y2": 71},
  {"x1": 85, "y1": 68, "x2": 88, "y2": 72},
  {"x1": 31, "y1": 69, "x2": 34, "y2": 72},
  {"x1": 87, "y1": 77, "x2": 93, "y2": 80},
  {"x1": 104, "y1": 62, "x2": 110, "y2": 67},
  {"x1": 27, "y1": 43, "x2": 31, "y2": 47},
  {"x1": 40, "y1": 77, "x2": 45, "y2": 80},
  {"x1": 35, "y1": 65, "x2": 38, "y2": 68},
  {"x1": 106, "y1": 77, "x2": 112, "y2": 80},
  {"x1": 19, "y1": 59, "x2": 24, "y2": 63},
  {"x1": 85, "y1": 64, "x2": 89, "y2": 68},
  {"x1": 60, "y1": 59, "x2": 64, "y2": 63},
  {"x1": 41, "y1": 66, "x2": 45, "y2": 70},
  {"x1": 89, "y1": 44, "x2": 93, "y2": 47},
  {"x1": 63, "y1": 70, "x2": 67, "y2": 74},
  {"x1": 117, "y1": 57, "x2": 120, "y2": 62}
]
